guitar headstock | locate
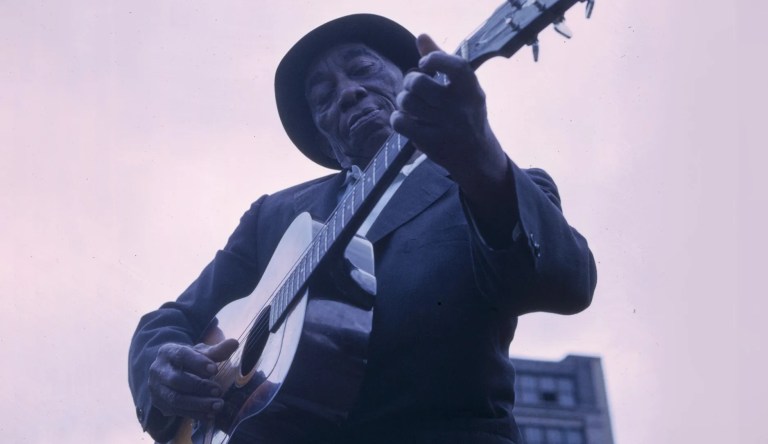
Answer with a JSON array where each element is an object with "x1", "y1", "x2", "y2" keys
[{"x1": 459, "y1": 0, "x2": 594, "y2": 68}]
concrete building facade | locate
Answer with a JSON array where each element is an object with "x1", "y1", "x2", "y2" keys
[{"x1": 511, "y1": 355, "x2": 614, "y2": 444}]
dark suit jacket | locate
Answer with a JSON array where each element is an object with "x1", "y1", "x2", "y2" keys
[{"x1": 128, "y1": 158, "x2": 597, "y2": 443}]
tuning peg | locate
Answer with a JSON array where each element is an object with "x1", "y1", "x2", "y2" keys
[
  {"x1": 553, "y1": 17, "x2": 573, "y2": 39},
  {"x1": 584, "y1": 0, "x2": 595, "y2": 19},
  {"x1": 528, "y1": 38, "x2": 540, "y2": 62}
]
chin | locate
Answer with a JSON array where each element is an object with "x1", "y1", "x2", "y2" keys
[{"x1": 351, "y1": 126, "x2": 392, "y2": 156}]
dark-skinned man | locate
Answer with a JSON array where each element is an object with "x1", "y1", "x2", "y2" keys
[{"x1": 129, "y1": 14, "x2": 596, "y2": 444}]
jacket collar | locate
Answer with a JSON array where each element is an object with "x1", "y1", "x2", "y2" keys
[
  {"x1": 291, "y1": 159, "x2": 453, "y2": 244},
  {"x1": 365, "y1": 159, "x2": 453, "y2": 243}
]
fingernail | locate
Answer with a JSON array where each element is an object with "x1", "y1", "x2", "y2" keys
[
  {"x1": 206, "y1": 363, "x2": 216, "y2": 374},
  {"x1": 212, "y1": 401, "x2": 223, "y2": 411},
  {"x1": 211, "y1": 388, "x2": 221, "y2": 397}
]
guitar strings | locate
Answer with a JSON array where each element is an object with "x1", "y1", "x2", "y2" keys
[{"x1": 212, "y1": 218, "x2": 339, "y2": 375}]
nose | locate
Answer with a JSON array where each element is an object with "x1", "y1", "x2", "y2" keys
[{"x1": 338, "y1": 79, "x2": 366, "y2": 111}]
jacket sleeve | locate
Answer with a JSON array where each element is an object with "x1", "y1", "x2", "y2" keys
[
  {"x1": 462, "y1": 158, "x2": 597, "y2": 316},
  {"x1": 127, "y1": 196, "x2": 268, "y2": 441}
]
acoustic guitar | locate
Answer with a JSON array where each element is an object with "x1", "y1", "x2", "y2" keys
[{"x1": 168, "y1": 0, "x2": 594, "y2": 442}]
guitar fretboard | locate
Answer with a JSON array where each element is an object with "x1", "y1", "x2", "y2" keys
[{"x1": 268, "y1": 130, "x2": 415, "y2": 329}]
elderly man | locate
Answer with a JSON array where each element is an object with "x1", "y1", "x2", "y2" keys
[{"x1": 129, "y1": 14, "x2": 596, "y2": 444}]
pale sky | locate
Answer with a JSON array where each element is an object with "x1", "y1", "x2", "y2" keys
[{"x1": 1, "y1": 1, "x2": 765, "y2": 443}]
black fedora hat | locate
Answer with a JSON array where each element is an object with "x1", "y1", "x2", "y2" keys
[{"x1": 275, "y1": 14, "x2": 419, "y2": 170}]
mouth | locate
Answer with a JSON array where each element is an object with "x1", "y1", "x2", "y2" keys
[{"x1": 347, "y1": 107, "x2": 380, "y2": 134}]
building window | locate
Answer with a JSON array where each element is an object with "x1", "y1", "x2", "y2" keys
[
  {"x1": 557, "y1": 377, "x2": 576, "y2": 407},
  {"x1": 520, "y1": 426, "x2": 584, "y2": 444},
  {"x1": 523, "y1": 426, "x2": 544, "y2": 444},
  {"x1": 565, "y1": 429, "x2": 585, "y2": 444},
  {"x1": 515, "y1": 373, "x2": 577, "y2": 407},
  {"x1": 519, "y1": 374, "x2": 539, "y2": 404}
]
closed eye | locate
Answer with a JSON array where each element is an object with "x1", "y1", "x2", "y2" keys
[{"x1": 351, "y1": 62, "x2": 376, "y2": 77}]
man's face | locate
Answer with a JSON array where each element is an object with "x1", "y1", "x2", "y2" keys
[{"x1": 305, "y1": 43, "x2": 404, "y2": 168}]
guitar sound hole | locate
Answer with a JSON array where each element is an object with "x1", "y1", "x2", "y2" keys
[{"x1": 241, "y1": 306, "x2": 271, "y2": 375}]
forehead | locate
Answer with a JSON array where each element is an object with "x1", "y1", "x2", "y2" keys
[{"x1": 305, "y1": 43, "x2": 392, "y2": 84}]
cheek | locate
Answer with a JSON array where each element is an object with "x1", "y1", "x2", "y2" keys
[
  {"x1": 383, "y1": 75, "x2": 403, "y2": 103},
  {"x1": 314, "y1": 111, "x2": 338, "y2": 137}
]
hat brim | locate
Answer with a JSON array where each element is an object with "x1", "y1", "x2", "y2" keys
[{"x1": 275, "y1": 14, "x2": 419, "y2": 170}]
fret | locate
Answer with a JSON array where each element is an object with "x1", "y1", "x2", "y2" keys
[
  {"x1": 384, "y1": 138, "x2": 389, "y2": 167},
  {"x1": 281, "y1": 283, "x2": 288, "y2": 312},
  {"x1": 298, "y1": 261, "x2": 304, "y2": 285},
  {"x1": 286, "y1": 276, "x2": 292, "y2": 310},
  {"x1": 274, "y1": 288, "x2": 282, "y2": 320},
  {"x1": 284, "y1": 278, "x2": 291, "y2": 306},
  {"x1": 341, "y1": 198, "x2": 346, "y2": 226}
]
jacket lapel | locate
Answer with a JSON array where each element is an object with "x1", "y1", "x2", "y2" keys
[{"x1": 365, "y1": 159, "x2": 453, "y2": 244}]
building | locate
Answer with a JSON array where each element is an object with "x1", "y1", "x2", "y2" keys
[{"x1": 511, "y1": 355, "x2": 614, "y2": 444}]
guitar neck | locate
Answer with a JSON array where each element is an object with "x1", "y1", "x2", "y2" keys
[
  {"x1": 269, "y1": 0, "x2": 592, "y2": 330},
  {"x1": 269, "y1": 132, "x2": 416, "y2": 329}
]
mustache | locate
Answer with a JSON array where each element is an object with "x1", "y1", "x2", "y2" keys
[{"x1": 341, "y1": 95, "x2": 397, "y2": 136}]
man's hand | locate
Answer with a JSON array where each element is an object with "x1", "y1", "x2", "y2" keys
[
  {"x1": 390, "y1": 34, "x2": 508, "y2": 185},
  {"x1": 148, "y1": 339, "x2": 239, "y2": 420},
  {"x1": 392, "y1": 34, "x2": 518, "y2": 247}
]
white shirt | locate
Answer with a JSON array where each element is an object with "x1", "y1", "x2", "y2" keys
[{"x1": 341, "y1": 153, "x2": 428, "y2": 238}]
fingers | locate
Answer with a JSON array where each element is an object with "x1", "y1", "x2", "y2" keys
[
  {"x1": 151, "y1": 383, "x2": 224, "y2": 420},
  {"x1": 416, "y1": 33, "x2": 442, "y2": 57},
  {"x1": 200, "y1": 338, "x2": 239, "y2": 363},
  {"x1": 149, "y1": 359, "x2": 224, "y2": 419},
  {"x1": 390, "y1": 110, "x2": 442, "y2": 141},
  {"x1": 154, "y1": 361, "x2": 222, "y2": 395},
  {"x1": 397, "y1": 76, "x2": 442, "y2": 126},
  {"x1": 414, "y1": 34, "x2": 482, "y2": 99},
  {"x1": 148, "y1": 340, "x2": 238, "y2": 419},
  {"x1": 164, "y1": 343, "x2": 218, "y2": 377}
]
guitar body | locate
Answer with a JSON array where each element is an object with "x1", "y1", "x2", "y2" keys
[{"x1": 169, "y1": 212, "x2": 375, "y2": 444}]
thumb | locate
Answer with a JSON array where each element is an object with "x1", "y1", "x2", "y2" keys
[
  {"x1": 202, "y1": 338, "x2": 239, "y2": 362},
  {"x1": 416, "y1": 33, "x2": 442, "y2": 57}
]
